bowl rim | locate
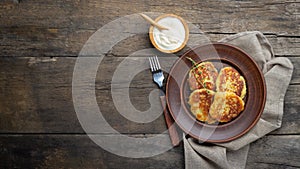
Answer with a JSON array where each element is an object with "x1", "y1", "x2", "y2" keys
[{"x1": 149, "y1": 14, "x2": 189, "y2": 53}]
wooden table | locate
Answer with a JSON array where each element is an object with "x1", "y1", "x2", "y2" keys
[{"x1": 0, "y1": 0, "x2": 299, "y2": 168}]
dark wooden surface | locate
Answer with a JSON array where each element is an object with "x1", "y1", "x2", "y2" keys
[{"x1": 0, "y1": 0, "x2": 299, "y2": 168}]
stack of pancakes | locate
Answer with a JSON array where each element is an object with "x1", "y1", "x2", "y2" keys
[{"x1": 188, "y1": 62, "x2": 246, "y2": 124}]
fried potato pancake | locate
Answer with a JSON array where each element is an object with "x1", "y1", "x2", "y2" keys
[
  {"x1": 188, "y1": 89, "x2": 216, "y2": 124},
  {"x1": 209, "y1": 92, "x2": 245, "y2": 123},
  {"x1": 216, "y1": 67, "x2": 247, "y2": 99},
  {"x1": 188, "y1": 62, "x2": 218, "y2": 91}
]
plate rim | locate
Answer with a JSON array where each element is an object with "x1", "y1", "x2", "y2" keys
[{"x1": 166, "y1": 43, "x2": 266, "y2": 143}]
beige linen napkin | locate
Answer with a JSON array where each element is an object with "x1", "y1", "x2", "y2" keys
[{"x1": 184, "y1": 31, "x2": 294, "y2": 169}]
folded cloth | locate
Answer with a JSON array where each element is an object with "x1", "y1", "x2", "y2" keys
[{"x1": 184, "y1": 31, "x2": 294, "y2": 169}]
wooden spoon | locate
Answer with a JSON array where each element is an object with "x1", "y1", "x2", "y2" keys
[{"x1": 139, "y1": 13, "x2": 168, "y2": 30}]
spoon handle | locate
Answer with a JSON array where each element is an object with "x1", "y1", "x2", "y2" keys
[{"x1": 139, "y1": 13, "x2": 168, "y2": 30}]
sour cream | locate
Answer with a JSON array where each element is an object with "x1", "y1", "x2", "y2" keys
[{"x1": 150, "y1": 14, "x2": 189, "y2": 53}]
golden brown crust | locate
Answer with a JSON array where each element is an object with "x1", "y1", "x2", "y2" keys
[
  {"x1": 216, "y1": 67, "x2": 247, "y2": 99},
  {"x1": 209, "y1": 92, "x2": 245, "y2": 123},
  {"x1": 188, "y1": 62, "x2": 218, "y2": 91},
  {"x1": 187, "y1": 63, "x2": 247, "y2": 124},
  {"x1": 188, "y1": 89, "x2": 216, "y2": 124}
]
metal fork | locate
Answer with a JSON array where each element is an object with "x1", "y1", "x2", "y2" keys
[
  {"x1": 149, "y1": 56, "x2": 165, "y2": 89},
  {"x1": 149, "y1": 56, "x2": 180, "y2": 146}
]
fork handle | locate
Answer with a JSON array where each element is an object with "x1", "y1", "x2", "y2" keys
[{"x1": 160, "y1": 96, "x2": 181, "y2": 147}]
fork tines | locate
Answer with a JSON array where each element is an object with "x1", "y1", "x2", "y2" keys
[{"x1": 149, "y1": 56, "x2": 161, "y2": 72}]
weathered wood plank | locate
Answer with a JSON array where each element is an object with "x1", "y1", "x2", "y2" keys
[
  {"x1": 0, "y1": 135, "x2": 299, "y2": 169},
  {"x1": 0, "y1": 1, "x2": 298, "y2": 168},
  {"x1": 0, "y1": 57, "x2": 169, "y2": 134},
  {"x1": 271, "y1": 84, "x2": 300, "y2": 135},
  {"x1": 0, "y1": 57, "x2": 299, "y2": 134},
  {"x1": 0, "y1": 0, "x2": 299, "y2": 57},
  {"x1": 0, "y1": 31, "x2": 299, "y2": 57},
  {"x1": 289, "y1": 57, "x2": 300, "y2": 84},
  {"x1": 207, "y1": 34, "x2": 300, "y2": 57},
  {"x1": 109, "y1": 34, "x2": 300, "y2": 57},
  {"x1": 246, "y1": 135, "x2": 300, "y2": 168},
  {"x1": 0, "y1": 134, "x2": 184, "y2": 169},
  {"x1": 1, "y1": 0, "x2": 298, "y2": 34}
]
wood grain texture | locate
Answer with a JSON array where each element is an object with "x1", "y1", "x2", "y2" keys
[
  {"x1": 0, "y1": 135, "x2": 299, "y2": 169},
  {"x1": 0, "y1": 0, "x2": 299, "y2": 168},
  {"x1": 0, "y1": 0, "x2": 299, "y2": 57},
  {"x1": 0, "y1": 134, "x2": 184, "y2": 169},
  {"x1": 0, "y1": 57, "x2": 299, "y2": 135},
  {"x1": 246, "y1": 135, "x2": 300, "y2": 168}
]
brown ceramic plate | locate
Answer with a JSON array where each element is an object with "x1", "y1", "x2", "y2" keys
[{"x1": 166, "y1": 43, "x2": 266, "y2": 143}]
